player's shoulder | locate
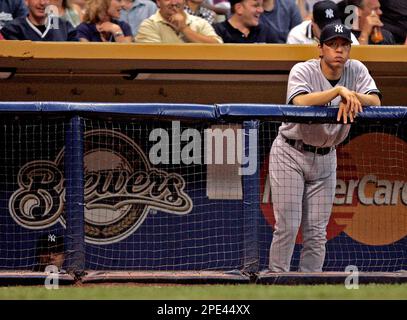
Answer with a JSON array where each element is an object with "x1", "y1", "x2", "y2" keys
[
  {"x1": 345, "y1": 59, "x2": 367, "y2": 69},
  {"x1": 344, "y1": 59, "x2": 370, "y2": 73},
  {"x1": 291, "y1": 59, "x2": 320, "y2": 74}
]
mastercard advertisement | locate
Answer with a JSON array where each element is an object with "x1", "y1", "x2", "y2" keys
[{"x1": 260, "y1": 132, "x2": 407, "y2": 246}]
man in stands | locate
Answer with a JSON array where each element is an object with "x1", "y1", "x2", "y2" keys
[
  {"x1": 184, "y1": 0, "x2": 216, "y2": 25},
  {"x1": 135, "y1": 0, "x2": 222, "y2": 43},
  {"x1": 260, "y1": 0, "x2": 302, "y2": 43},
  {"x1": 287, "y1": 0, "x2": 358, "y2": 44},
  {"x1": 214, "y1": 0, "x2": 278, "y2": 43},
  {"x1": 120, "y1": 0, "x2": 157, "y2": 36},
  {"x1": 337, "y1": 0, "x2": 394, "y2": 45},
  {"x1": 378, "y1": 0, "x2": 406, "y2": 45},
  {"x1": 0, "y1": 0, "x2": 77, "y2": 41},
  {"x1": 296, "y1": 0, "x2": 342, "y2": 20}
]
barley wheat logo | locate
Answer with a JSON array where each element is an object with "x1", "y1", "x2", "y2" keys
[{"x1": 9, "y1": 129, "x2": 193, "y2": 244}]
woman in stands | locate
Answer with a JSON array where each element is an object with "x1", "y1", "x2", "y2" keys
[
  {"x1": 76, "y1": 0, "x2": 132, "y2": 42},
  {"x1": 49, "y1": 0, "x2": 83, "y2": 27}
]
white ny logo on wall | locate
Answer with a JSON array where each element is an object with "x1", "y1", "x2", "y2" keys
[{"x1": 335, "y1": 25, "x2": 344, "y2": 33}]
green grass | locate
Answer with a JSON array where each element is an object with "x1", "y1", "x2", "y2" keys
[{"x1": 0, "y1": 284, "x2": 407, "y2": 300}]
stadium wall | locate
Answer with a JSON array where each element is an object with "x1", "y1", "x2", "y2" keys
[
  {"x1": 0, "y1": 43, "x2": 406, "y2": 106},
  {"x1": 0, "y1": 102, "x2": 406, "y2": 276}
]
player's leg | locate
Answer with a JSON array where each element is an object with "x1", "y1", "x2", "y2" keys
[
  {"x1": 269, "y1": 134, "x2": 305, "y2": 272},
  {"x1": 298, "y1": 151, "x2": 337, "y2": 272}
]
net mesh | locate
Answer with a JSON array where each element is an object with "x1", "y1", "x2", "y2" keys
[
  {"x1": 0, "y1": 113, "x2": 405, "y2": 273},
  {"x1": 259, "y1": 121, "x2": 407, "y2": 272},
  {"x1": 0, "y1": 117, "x2": 66, "y2": 271}
]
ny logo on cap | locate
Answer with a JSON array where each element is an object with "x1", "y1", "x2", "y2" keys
[
  {"x1": 325, "y1": 9, "x2": 334, "y2": 19},
  {"x1": 335, "y1": 24, "x2": 344, "y2": 33},
  {"x1": 48, "y1": 234, "x2": 56, "y2": 242}
]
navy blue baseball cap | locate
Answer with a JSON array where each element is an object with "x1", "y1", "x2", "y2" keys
[
  {"x1": 319, "y1": 23, "x2": 352, "y2": 44},
  {"x1": 313, "y1": 0, "x2": 341, "y2": 30}
]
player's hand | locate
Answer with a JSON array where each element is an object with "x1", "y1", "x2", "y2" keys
[
  {"x1": 337, "y1": 87, "x2": 362, "y2": 123},
  {"x1": 337, "y1": 101, "x2": 350, "y2": 124},
  {"x1": 338, "y1": 86, "x2": 362, "y2": 114}
]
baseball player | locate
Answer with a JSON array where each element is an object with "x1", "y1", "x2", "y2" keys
[{"x1": 268, "y1": 23, "x2": 381, "y2": 272}]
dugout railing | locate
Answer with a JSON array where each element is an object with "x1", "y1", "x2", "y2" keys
[
  {"x1": 0, "y1": 102, "x2": 406, "y2": 285},
  {"x1": 1, "y1": 42, "x2": 407, "y2": 106}
]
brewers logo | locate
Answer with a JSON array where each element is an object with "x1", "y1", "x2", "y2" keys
[{"x1": 9, "y1": 129, "x2": 193, "y2": 244}]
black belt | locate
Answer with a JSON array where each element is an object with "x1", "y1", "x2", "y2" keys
[{"x1": 284, "y1": 138, "x2": 333, "y2": 156}]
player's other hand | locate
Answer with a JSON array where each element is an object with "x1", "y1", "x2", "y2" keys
[
  {"x1": 337, "y1": 87, "x2": 362, "y2": 123},
  {"x1": 337, "y1": 101, "x2": 350, "y2": 124}
]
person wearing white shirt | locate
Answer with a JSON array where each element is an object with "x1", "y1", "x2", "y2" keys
[{"x1": 288, "y1": 0, "x2": 359, "y2": 44}]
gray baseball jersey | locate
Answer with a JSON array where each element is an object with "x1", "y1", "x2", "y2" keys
[{"x1": 279, "y1": 58, "x2": 381, "y2": 147}]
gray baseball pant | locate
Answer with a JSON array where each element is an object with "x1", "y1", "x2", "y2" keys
[{"x1": 268, "y1": 134, "x2": 337, "y2": 272}]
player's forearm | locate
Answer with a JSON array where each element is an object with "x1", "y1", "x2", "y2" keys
[
  {"x1": 180, "y1": 27, "x2": 220, "y2": 43},
  {"x1": 354, "y1": 92, "x2": 381, "y2": 106},
  {"x1": 292, "y1": 87, "x2": 341, "y2": 106}
]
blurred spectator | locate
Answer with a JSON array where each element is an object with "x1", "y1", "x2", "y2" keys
[
  {"x1": 214, "y1": 0, "x2": 278, "y2": 43},
  {"x1": 337, "y1": 0, "x2": 395, "y2": 45},
  {"x1": 71, "y1": 0, "x2": 86, "y2": 15},
  {"x1": 297, "y1": 0, "x2": 342, "y2": 19},
  {"x1": 185, "y1": 0, "x2": 216, "y2": 25},
  {"x1": 34, "y1": 233, "x2": 65, "y2": 272},
  {"x1": 287, "y1": 0, "x2": 358, "y2": 44},
  {"x1": 0, "y1": 0, "x2": 77, "y2": 40},
  {"x1": 76, "y1": 0, "x2": 132, "y2": 42},
  {"x1": 135, "y1": 0, "x2": 222, "y2": 43},
  {"x1": 378, "y1": 0, "x2": 406, "y2": 45},
  {"x1": 0, "y1": 0, "x2": 28, "y2": 30},
  {"x1": 203, "y1": 0, "x2": 230, "y2": 22},
  {"x1": 49, "y1": 0, "x2": 82, "y2": 27},
  {"x1": 296, "y1": 0, "x2": 309, "y2": 20},
  {"x1": 0, "y1": 32, "x2": 3, "y2": 39},
  {"x1": 260, "y1": 0, "x2": 302, "y2": 43},
  {"x1": 120, "y1": 0, "x2": 157, "y2": 36}
]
